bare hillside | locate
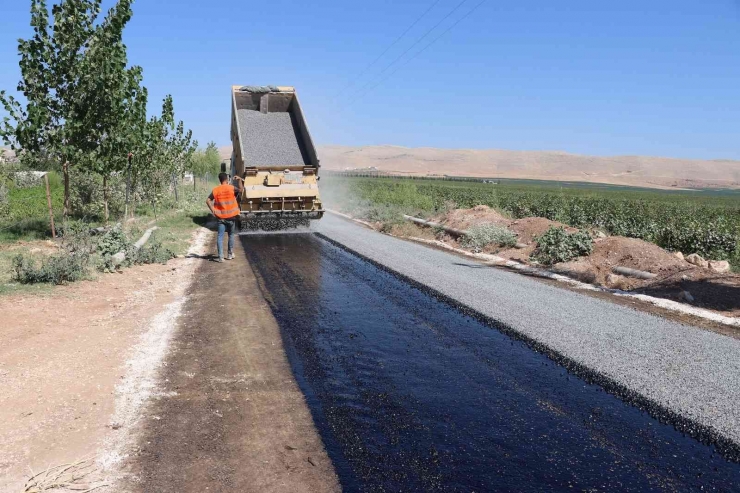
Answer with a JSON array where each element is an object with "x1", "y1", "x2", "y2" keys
[{"x1": 219, "y1": 144, "x2": 740, "y2": 189}]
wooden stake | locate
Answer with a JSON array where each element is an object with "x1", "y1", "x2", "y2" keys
[{"x1": 44, "y1": 173, "x2": 56, "y2": 239}]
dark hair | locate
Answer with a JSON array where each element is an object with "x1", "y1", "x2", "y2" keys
[{"x1": 218, "y1": 172, "x2": 228, "y2": 183}]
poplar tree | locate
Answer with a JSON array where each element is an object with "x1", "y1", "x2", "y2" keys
[
  {"x1": 1, "y1": 0, "x2": 197, "y2": 221},
  {"x1": 0, "y1": 0, "x2": 139, "y2": 218}
]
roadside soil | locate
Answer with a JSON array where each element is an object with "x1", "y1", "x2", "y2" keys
[
  {"x1": 0, "y1": 253, "x2": 196, "y2": 491},
  {"x1": 430, "y1": 206, "x2": 740, "y2": 318},
  {"x1": 118, "y1": 234, "x2": 340, "y2": 493},
  {"x1": 346, "y1": 205, "x2": 740, "y2": 320}
]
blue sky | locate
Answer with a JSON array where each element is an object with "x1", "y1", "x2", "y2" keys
[{"x1": 1, "y1": 0, "x2": 739, "y2": 159}]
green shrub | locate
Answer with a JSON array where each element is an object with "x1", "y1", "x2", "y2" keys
[
  {"x1": 97, "y1": 224, "x2": 131, "y2": 257},
  {"x1": 462, "y1": 223, "x2": 517, "y2": 252},
  {"x1": 98, "y1": 254, "x2": 119, "y2": 274},
  {"x1": 128, "y1": 235, "x2": 175, "y2": 265},
  {"x1": 12, "y1": 171, "x2": 44, "y2": 189},
  {"x1": 351, "y1": 204, "x2": 408, "y2": 232},
  {"x1": 69, "y1": 171, "x2": 127, "y2": 220},
  {"x1": 531, "y1": 226, "x2": 593, "y2": 265},
  {"x1": 655, "y1": 220, "x2": 737, "y2": 260},
  {"x1": 12, "y1": 252, "x2": 90, "y2": 284},
  {"x1": 59, "y1": 220, "x2": 97, "y2": 255}
]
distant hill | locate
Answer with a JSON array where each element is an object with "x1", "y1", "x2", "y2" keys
[{"x1": 223, "y1": 144, "x2": 740, "y2": 190}]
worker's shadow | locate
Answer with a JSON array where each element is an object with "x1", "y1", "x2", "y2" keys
[
  {"x1": 190, "y1": 215, "x2": 215, "y2": 230},
  {"x1": 185, "y1": 253, "x2": 220, "y2": 261}
]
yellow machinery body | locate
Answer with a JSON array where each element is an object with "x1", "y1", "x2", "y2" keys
[{"x1": 230, "y1": 85, "x2": 323, "y2": 222}]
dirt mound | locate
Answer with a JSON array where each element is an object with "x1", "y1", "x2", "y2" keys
[
  {"x1": 439, "y1": 206, "x2": 571, "y2": 245},
  {"x1": 592, "y1": 236, "x2": 689, "y2": 276},
  {"x1": 554, "y1": 237, "x2": 691, "y2": 288},
  {"x1": 438, "y1": 205, "x2": 510, "y2": 231},
  {"x1": 509, "y1": 217, "x2": 575, "y2": 244}
]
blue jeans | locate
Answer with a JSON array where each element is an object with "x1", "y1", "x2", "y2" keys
[{"x1": 217, "y1": 218, "x2": 236, "y2": 259}]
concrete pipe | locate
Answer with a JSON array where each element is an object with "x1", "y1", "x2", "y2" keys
[{"x1": 612, "y1": 266, "x2": 657, "y2": 280}]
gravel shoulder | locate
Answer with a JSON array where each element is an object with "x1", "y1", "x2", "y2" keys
[{"x1": 316, "y1": 214, "x2": 740, "y2": 452}]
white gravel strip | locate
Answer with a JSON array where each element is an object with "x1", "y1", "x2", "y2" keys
[
  {"x1": 316, "y1": 214, "x2": 740, "y2": 452},
  {"x1": 98, "y1": 227, "x2": 210, "y2": 472}
]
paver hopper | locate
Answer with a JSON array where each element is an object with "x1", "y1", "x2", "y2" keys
[{"x1": 230, "y1": 85, "x2": 323, "y2": 229}]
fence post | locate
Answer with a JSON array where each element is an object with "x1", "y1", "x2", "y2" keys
[
  {"x1": 44, "y1": 173, "x2": 56, "y2": 239},
  {"x1": 172, "y1": 173, "x2": 179, "y2": 202}
]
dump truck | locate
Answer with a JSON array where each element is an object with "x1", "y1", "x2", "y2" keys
[{"x1": 230, "y1": 85, "x2": 323, "y2": 229}]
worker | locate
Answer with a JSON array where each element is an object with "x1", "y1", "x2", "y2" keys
[{"x1": 206, "y1": 172, "x2": 243, "y2": 262}]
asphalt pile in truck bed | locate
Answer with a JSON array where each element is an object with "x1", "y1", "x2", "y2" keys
[{"x1": 237, "y1": 109, "x2": 306, "y2": 167}]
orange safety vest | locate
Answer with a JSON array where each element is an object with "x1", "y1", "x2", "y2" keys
[{"x1": 211, "y1": 184, "x2": 240, "y2": 219}]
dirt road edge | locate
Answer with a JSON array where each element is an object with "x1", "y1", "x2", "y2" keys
[{"x1": 97, "y1": 227, "x2": 210, "y2": 480}]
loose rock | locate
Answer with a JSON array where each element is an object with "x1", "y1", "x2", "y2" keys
[
  {"x1": 605, "y1": 273, "x2": 626, "y2": 289},
  {"x1": 686, "y1": 253, "x2": 709, "y2": 269},
  {"x1": 673, "y1": 251, "x2": 684, "y2": 261},
  {"x1": 708, "y1": 260, "x2": 731, "y2": 274}
]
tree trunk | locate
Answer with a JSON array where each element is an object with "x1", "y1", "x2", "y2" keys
[
  {"x1": 44, "y1": 173, "x2": 57, "y2": 239},
  {"x1": 130, "y1": 171, "x2": 138, "y2": 218},
  {"x1": 172, "y1": 173, "x2": 179, "y2": 203},
  {"x1": 103, "y1": 175, "x2": 110, "y2": 225},
  {"x1": 62, "y1": 160, "x2": 70, "y2": 219}
]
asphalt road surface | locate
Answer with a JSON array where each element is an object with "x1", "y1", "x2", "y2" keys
[
  {"x1": 241, "y1": 232, "x2": 740, "y2": 491},
  {"x1": 315, "y1": 214, "x2": 740, "y2": 454}
]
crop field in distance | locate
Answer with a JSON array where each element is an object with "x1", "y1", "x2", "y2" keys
[{"x1": 322, "y1": 175, "x2": 740, "y2": 270}]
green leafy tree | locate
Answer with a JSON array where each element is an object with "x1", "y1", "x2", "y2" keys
[
  {"x1": 80, "y1": 4, "x2": 147, "y2": 222},
  {"x1": 0, "y1": 0, "x2": 137, "y2": 218},
  {"x1": 190, "y1": 141, "x2": 221, "y2": 189},
  {"x1": 130, "y1": 96, "x2": 196, "y2": 217},
  {"x1": 2, "y1": 0, "x2": 199, "y2": 224},
  {"x1": 203, "y1": 141, "x2": 221, "y2": 176}
]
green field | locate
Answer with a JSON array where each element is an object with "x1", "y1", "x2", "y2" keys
[
  {"x1": 0, "y1": 173, "x2": 64, "y2": 242},
  {"x1": 323, "y1": 176, "x2": 740, "y2": 269},
  {"x1": 0, "y1": 172, "x2": 214, "y2": 245}
]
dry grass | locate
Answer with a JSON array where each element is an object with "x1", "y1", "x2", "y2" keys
[
  {"x1": 387, "y1": 222, "x2": 435, "y2": 239},
  {"x1": 22, "y1": 458, "x2": 107, "y2": 493}
]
